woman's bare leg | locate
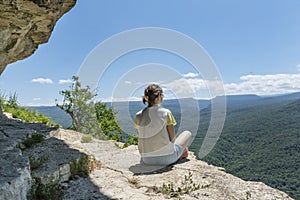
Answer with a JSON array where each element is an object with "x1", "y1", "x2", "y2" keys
[
  {"x1": 175, "y1": 130, "x2": 192, "y2": 148},
  {"x1": 175, "y1": 131, "x2": 192, "y2": 159}
]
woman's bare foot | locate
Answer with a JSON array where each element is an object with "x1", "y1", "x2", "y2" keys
[{"x1": 179, "y1": 147, "x2": 188, "y2": 160}]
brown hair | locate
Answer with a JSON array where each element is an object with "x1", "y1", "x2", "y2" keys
[{"x1": 143, "y1": 84, "x2": 163, "y2": 106}]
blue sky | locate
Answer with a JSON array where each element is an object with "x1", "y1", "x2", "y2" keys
[{"x1": 1, "y1": 0, "x2": 300, "y2": 106}]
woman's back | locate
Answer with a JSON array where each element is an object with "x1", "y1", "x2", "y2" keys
[
  {"x1": 135, "y1": 105, "x2": 174, "y2": 157},
  {"x1": 134, "y1": 83, "x2": 191, "y2": 165}
]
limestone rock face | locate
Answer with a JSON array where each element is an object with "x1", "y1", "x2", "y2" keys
[
  {"x1": 0, "y1": 147, "x2": 31, "y2": 200},
  {"x1": 0, "y1": 0, "x2": 76, "y2": 74},
  {"x1": 0, "y1": 115, "x2": 85, "y2": 200}
]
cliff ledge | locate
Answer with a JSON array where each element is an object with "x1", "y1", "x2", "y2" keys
[{"x1": 0, "y1": 113, "x2": 293, "y2": 200}]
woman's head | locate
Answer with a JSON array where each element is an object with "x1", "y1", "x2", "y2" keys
[{"x1": 143, "y1": 84, "x2": 163, "y2": 107}]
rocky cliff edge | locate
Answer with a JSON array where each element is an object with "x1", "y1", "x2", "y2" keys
[{"x1": 0, "y1": 113, "x2": 293, "y2": 200}]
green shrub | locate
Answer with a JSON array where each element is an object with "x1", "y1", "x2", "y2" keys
[
  {"x1": 18, "y1": 133, "x2": 45, "y2": 149},
  {"x1": 95, "y1": 102, "x2": 123, "y2": 141},
  {"x1": 81, "y1": 134, "x2": 93, "y2": 143},
  {"x1": 29, "y1": 155, "x2": 49, "y2": 171},
  {"x1": 7, "y1": 92, "x2": 18, "y2": 109},
  {"x1": 69, "y1": 156, "x2": 91, "y2": 179},
  {"x1": 69, "y1": 155, "x2": 101, "y2": 180},
  {"x1": 119, "y1": 134, "x2": 138, "y2": 148},
  {"x1": 27, "y1": 177, "x2": 63, "y2": 200},
  {"x1": 246, "y1": 191, "x2": 251, "y2": 200},
  {"x1": 1, "y1": 92, "x2": 59, "y2": 127},
  {"x1": 156, "y1": 171, "x2": 200, "y2": 198}
]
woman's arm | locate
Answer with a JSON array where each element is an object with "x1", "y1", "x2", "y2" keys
[{"x1": 167, "y1": 125, "x2": 175, "y2": 143}]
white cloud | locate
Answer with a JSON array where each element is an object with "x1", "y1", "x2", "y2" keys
[
  {"x1": 183, "y1": 72, "x2": 199, "y2": 78},
  {"x1": 297, "y1": 64, "x2": 300, "y2": 71},
  {"x1": 31, "y1": 78, "x2": 53, "y2": 84},
  {"x1": 163, "y1": 78, "x2": 207, "y2": 98},
  {"x1": 24, "y1": 99, "x2": 56, "y2": 107},
  {"x1": 225, "y1": 73, "x2": 300, "y2": 96},
  {"x1": 97, "y1": 72, "x2": 300, "y2": 102},
  {"x1": 59, "y1": 79, "x2": 73, "y2": 84},
  {"x1": 161, "y1": 72, "x2": 300, "y2": 99}
]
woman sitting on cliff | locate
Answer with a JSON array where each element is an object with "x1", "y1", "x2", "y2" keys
[{"x1": 134, "y1": 84, "x2": 192, "y2": 165}]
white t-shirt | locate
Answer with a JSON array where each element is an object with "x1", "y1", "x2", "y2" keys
[{"x1": 135, "y1": 105, "x2": 177, "y2": 157}]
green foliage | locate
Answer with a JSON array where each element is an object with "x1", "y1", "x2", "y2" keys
[
  {"x1": 18, "y1": 133, "x2": 45, "y2": 149},
  {"x1": 0, "y1": 93, "x2": 5, "y2": 105},
  {"x1": 69, "y1": 155, "x2": 101, "y2": 180},
  {"x1": 245, "y1": 191, "x2": 251, "y2": 200},
  {"x1": 114, "y1": 134, "x2": 138, "y2": 149},
  {"x1": 1, "y1": 93, "x2": 59, "y2": 127},
  {"x1": 122, "y1": 134, "x2": 138, "y2": 148},
  {"x1": 27, "y1": 177, "x2": 63, "y2": 200},
  {"x1": 29, "y1": 155, "x2": 49, "y2": 170},
  {"x1": 69, "y1": 156, "x2": 91, "y2": 180},
  {"x1": 95, "y1": 102, "x2": 123, "y2": 141},
  {"x1": 81, "y1": 134, "x2": 93, "y2": 143},
  {"x1": 56, "y1": 76, "x2": 101, "y2": 135},
  {"x1": 56, "y1": 76, "x2": 122, "y2": 141},
  {"x1": 156, "y1": 171, "x2": 200, "y2": 198},
  {"x1": 7, "y1": 92, "x2": 18, "y2": 109},
  {"x1": 190, "y1": 98, "x2": 300, "y2": 199}
]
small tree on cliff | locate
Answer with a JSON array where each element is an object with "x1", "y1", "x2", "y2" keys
[
  {"x1": 56, "y1": 76, "x2": 101, "y2": 135},
  {"x1": 56, "y1": 76, "x2": 122, "y2": 141}
]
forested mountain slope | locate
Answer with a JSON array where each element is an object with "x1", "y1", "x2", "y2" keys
[{"x1": 190, "y1": 94, "x2": 300, "y2": 199}]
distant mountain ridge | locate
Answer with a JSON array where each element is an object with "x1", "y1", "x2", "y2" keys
[
  {"x1": 27, "y1": 106, "x2": 72, "y2": 128},
  {"x1": 28, "y1": 92, "x2": 300, "y2": 130}
]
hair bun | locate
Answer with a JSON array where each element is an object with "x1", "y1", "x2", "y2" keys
[{"x1": 142, "y1": 84, "x2": 163, "y2": 106}]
